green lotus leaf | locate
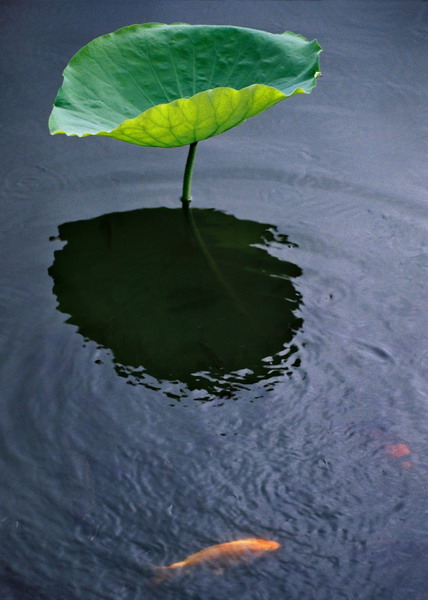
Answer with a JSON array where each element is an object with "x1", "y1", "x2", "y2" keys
[{"x1": 49, "y1": 23, "x2": 321, "y2": 148}]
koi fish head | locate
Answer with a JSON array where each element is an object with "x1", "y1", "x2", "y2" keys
[{"x1": 249, "y1": 538, "x2": 280, "y2": 552}]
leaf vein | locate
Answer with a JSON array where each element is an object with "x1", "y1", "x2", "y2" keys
[
  {"x1": 109, "y1": 39, "x2": 158, "y2": 108},
  {"x1": 144, "y1": 39, "x2": 172, "y2": 103},
  {"x1": 89, "y1": 43, "x2": 144, "y2": 115},
  {"x1": 166, "y1": 38, "x2": 184, "y2": 98}
]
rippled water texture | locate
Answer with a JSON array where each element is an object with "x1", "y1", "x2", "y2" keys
[{"x1": 1, "y1": 1, "x2": 427, "y2": 599}]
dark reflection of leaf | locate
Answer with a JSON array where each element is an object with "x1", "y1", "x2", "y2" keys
[{"x1": 49, "y1": 208, "x2": 303, "y2": 400}]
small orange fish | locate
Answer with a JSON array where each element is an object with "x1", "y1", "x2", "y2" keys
[
  {"x1": 386, "y1": 443, "x2": 411, "y2": 458},
  {"x1": 385, "y1": 442, "x2": 413, "y2": 468},
  {"x1": 151, "y1": 538, "x2": 280, "y2": 583}
]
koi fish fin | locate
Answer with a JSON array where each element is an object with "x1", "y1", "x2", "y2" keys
[{"x1": 149, "y1": 566, "x2": 173, "y2": 585}]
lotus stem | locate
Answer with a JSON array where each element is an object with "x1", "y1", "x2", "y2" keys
[{"x1": 181, "y1": 141, "x2": 198, "y2": 206}]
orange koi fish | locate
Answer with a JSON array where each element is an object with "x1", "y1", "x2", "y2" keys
[
  {"x1": 385, "y1": 442, "x2": 412, "y2": 468},
  {"x1": 386, "y1": 443, "x2": 410, "y2": 458},
  {"x1": 151, "y1": 538, "x2": 280, "y2": 584}
]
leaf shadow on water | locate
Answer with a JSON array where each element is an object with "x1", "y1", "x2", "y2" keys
[{"x1": 49, "y1": 207, "x2": 303, "y2": 402}]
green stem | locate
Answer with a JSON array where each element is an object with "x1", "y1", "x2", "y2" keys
[{"x1": 181, "y1": 141, "x2": 198, "y2": 206}]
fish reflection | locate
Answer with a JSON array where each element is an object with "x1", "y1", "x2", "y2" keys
[
  {"x1": 151, "y1": 538, "x2": 280, "y2": 583},
  {"x1": 49, "y1": 207, "x2": 303, "y2": 399}
]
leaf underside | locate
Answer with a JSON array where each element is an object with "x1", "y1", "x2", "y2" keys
[{"x1": 49, "y1": 23, "x2": 321, "y2": 148}]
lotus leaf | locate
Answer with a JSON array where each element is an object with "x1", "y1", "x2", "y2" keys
[
  {"x1": 49, "y1": 23, "x2": 321, "y2": 199},
  {"x1": 49, "y1": 23, "x2": 321, "y2": 148}
]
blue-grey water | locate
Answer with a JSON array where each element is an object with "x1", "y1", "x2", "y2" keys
[{"x1": 1, "y1": 1, "x2": 427, "y2": 599}]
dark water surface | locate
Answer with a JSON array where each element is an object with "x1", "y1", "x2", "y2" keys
[{"x1": 1, "y1": 1, "x2": 427, "y2": 599}]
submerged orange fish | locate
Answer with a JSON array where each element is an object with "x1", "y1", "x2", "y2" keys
[
  {"x1": 151, "y1": 538, "x2": 280, "y2": 583},
  {"x1": 386, "y1": 443, "x2": 411, "y2": 458},
  {"x1": 385, "y1": 442, "x2": 413, "y2": 468}
]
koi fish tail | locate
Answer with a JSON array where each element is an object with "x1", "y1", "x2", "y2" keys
[{"x1": 149, "y1": 566, "x2": 173, "y2": 585}]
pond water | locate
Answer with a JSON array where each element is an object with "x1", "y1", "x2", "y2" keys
[{"x1": 1, "y1": 1, "x2": 427, "y2": 599}]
